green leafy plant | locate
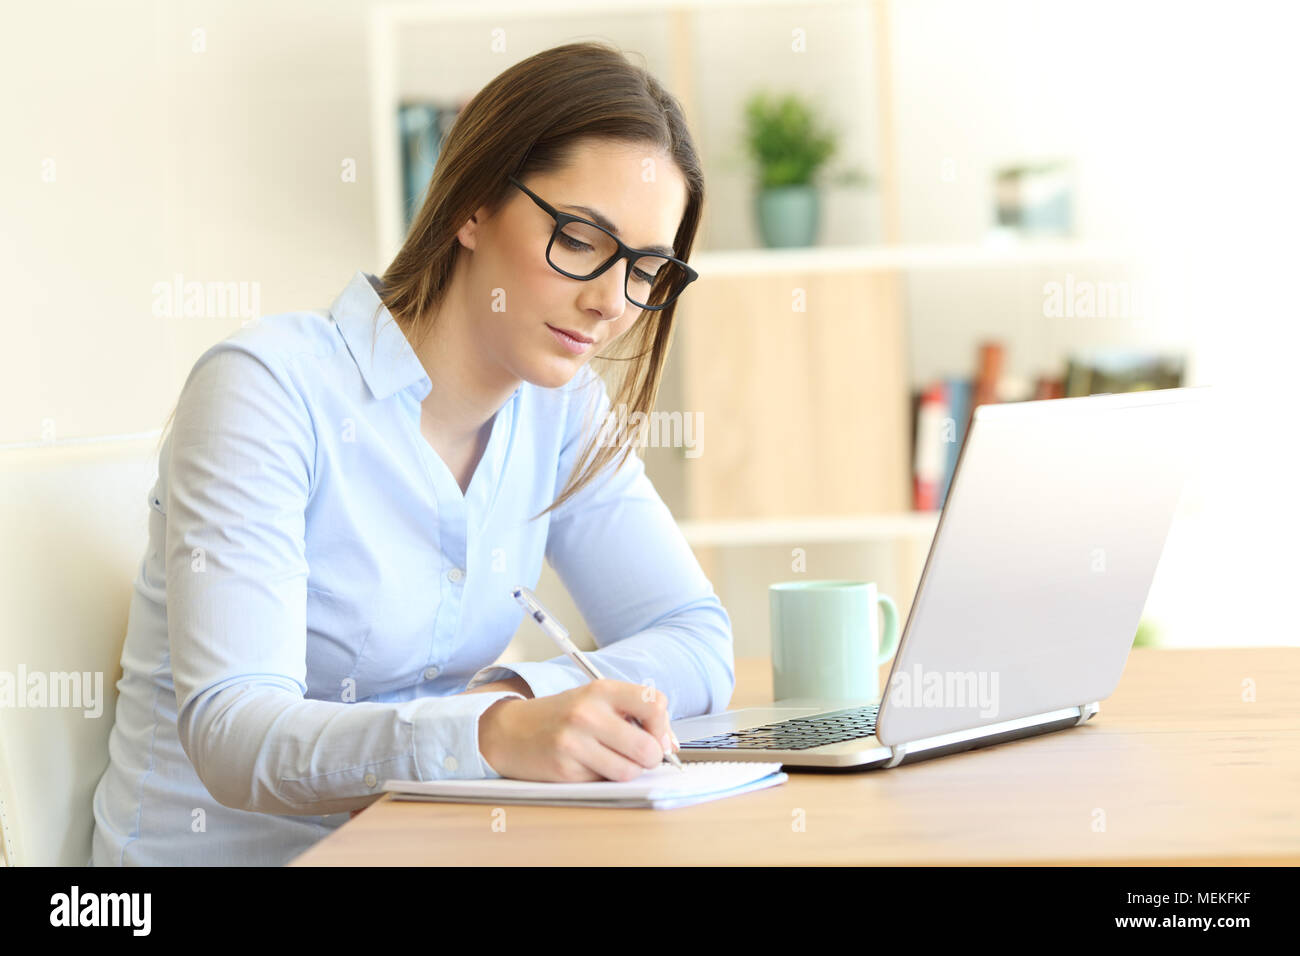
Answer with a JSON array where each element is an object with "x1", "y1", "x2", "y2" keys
[
  {"x1": 1132, "y1": 617, "x2": 1162, "y2": 648},
  {"x1": 743, "y1": 91, "x2": 848, "y2": 189}
]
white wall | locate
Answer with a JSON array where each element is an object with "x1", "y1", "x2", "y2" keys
[{"x1": 0, "y1": 0, "x2": 380, "y2": 444}]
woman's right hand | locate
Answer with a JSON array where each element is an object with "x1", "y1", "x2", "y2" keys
[{"x1": 477, "y1": 679, "x2": 678, "y2": 781}]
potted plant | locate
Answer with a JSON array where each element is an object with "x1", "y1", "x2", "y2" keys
[
  {"x1": 1132, "y1": 616, "x2": 1162, "y2": 648},
  {"x1": 743, "y1": 91, "x2": 864, "y2": 247}
]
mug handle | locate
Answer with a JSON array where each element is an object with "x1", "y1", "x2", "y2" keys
[{"x1": 875, "y1": 594, "x2": 900, "y2": 665}]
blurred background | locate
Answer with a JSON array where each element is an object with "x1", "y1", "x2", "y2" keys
[{"x1": 3, "y1": 0, "x2": 1297, "y2": 670}]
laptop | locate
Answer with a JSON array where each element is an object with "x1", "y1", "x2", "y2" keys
[{"x1": 669, "y1": 386, "x2": 1210, "y2": 770}]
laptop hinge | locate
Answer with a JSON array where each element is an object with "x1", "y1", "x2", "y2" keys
[
  {"x1": 883, "y1": 744, "x2": 909, "y2": 769},
  {"x1": 1075, "y1": 701, "x2": 1100, "y2": 726}
]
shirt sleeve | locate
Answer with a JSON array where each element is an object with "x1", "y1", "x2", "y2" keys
[
  {"x1": 166, "y1": 345, "x2": 523, "y2": 816},
  {"x1": 466, "y1": 364, "x2": 736, "y2": 718}
]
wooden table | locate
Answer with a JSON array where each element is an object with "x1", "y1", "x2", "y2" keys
[{"x1": 290, "y1": 648, "x2": 1300, "y2": 865}]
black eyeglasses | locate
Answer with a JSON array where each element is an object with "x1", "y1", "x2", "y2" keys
[{"x1": 508, "y1": 175, "x2": 698, "y2": 311}]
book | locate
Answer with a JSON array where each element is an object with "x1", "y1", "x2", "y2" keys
[
  {"x1": 1033, "y1": 375, "x2": 1065, "y2": 400},
  {"x1": 913, "y1": 383, "x2": 948, "y2": 510},
  {"x1": 972, "y1": 341, "x2": 1005, "y2": 412},
  {"x1": 938, "y1": 377, "x2": 971, "y2": 510},
  {"x1": 397, "y1": 101, "x2": 461, "y2": 229},
  {"x1": 1063, "y1": 350, "x2": 1185, "y2": 397},
  {"x1": 383, "y1": 761, "x2": 787, "y2": 810}
]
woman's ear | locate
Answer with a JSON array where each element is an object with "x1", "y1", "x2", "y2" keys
[{"x1": 455, "y1": 205, "x2": 490, "y2": 251}]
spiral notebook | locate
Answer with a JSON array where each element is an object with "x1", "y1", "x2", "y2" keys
[{"x1": 382, "y1": 761, "x2": 787, "y2": 810}]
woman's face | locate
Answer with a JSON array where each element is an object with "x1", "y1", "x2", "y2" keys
[{"x1": 455, "y1": 139, "x2": 689, "y2": 390}]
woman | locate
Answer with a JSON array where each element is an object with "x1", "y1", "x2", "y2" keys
[{"x1": 91, "y1": 41, "x2": 734, "y2": 866}]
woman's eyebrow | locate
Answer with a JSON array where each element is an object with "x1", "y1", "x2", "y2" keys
[{"x1": 561, "y1": 202, "x2": 676, "y2": 257}]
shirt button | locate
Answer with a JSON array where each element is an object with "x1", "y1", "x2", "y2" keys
[
  {"x1": 363, "y1": 772, "x2": 377, "y2": 788},
  {"x1": 442, "y1": 755, "x2": 459, "y2": 772},
  {"x1": 447, "y1": 568, "x2": 464, "y2": 583},
  {"x1": 423, "y1": 666, "x2": 440, "y2": 681}
]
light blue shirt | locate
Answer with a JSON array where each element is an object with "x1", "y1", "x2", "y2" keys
[{"x1": 91, "y1": 270, "x2": 734, "y2": 866}]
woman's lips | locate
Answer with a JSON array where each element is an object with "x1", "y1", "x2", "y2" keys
[
  {"x1": 548, "y1": 323, "x2": 593, "y2": 343},
  {"x1": 546, "y1": 323, "x2": 594, "y2": 354}
]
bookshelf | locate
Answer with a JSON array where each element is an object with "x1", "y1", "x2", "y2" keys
[{"x1": 692, "y1": 238, "x2": 1145, "y2": 276}]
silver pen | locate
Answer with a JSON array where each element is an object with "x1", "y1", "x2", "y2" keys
[{"x1": 511, "y1": 585, "x2": 684, "y2": 771}]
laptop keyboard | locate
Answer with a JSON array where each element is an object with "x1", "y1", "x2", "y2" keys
[{"x1": 678, "y1": 704, "x2": 879, "y2": 751}]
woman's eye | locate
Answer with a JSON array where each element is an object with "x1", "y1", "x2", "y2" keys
[{"x1": 557, "y1": 234, "x2": 590, "y2": 252}]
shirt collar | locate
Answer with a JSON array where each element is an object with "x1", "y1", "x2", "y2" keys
[
  {"x1": 330, "y1": 269, "x2": 526, "y2": 408},
  {"x1": 329, "y1": 270, "x2": 431, "y2": 401}
]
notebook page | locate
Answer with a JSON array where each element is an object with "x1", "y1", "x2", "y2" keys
[{"x1": 383, "y1": 761, "x2": 783, "y2": 801}]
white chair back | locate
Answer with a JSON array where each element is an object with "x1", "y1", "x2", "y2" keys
[{"x1": 0, "y1": 435, "x2": 159, "y2": 866}]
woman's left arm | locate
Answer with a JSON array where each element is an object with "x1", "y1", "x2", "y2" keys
[{"x1": 468, "y1": 369, "x2": 735, "y2": 718}]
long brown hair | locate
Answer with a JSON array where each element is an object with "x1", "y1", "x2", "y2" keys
[{"x1": 382, "y1": 40, "x2": 704, "y2": 521}]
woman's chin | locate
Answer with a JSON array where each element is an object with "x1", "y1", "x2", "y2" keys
[{"x1": 526, "y1": 356, "x2": 586, "y2": 389}]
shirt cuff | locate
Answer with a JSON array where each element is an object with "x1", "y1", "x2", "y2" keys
[
  {"x1": 413, "y1": 690, "x2": 526, "y2": 780},
  {"x1": 467, "y1": 659, "x2": 591, "y2": 700}
]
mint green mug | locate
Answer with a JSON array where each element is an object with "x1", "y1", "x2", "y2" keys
[{"x1": 770, "y1": 580, "x2": 901, "y2": 701}]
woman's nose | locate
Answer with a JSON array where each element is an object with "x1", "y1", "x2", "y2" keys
[{"x1": 584, "y1": 260, "x2": 628, "y2": 320}]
